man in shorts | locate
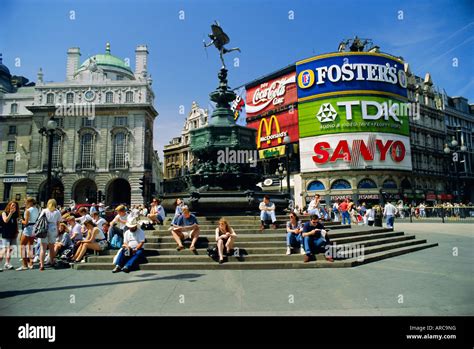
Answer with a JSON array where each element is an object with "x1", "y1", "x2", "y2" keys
[{"x1": 170, "y1": 208, "x2": 200, "y2": 252}]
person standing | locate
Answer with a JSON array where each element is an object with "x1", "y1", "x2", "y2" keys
[
  {"x1": 39, "y1": 199, "x2": 62, "y2": 271},
  {"x1": 383, "y1": 201, "x2": 398, "y2": 229},
  {"x1": 1, "y1": 201, "x2": 20, "y2": 271},
  {"x1": 332, "y1": 201, "x2": 340, "y2": 222},
  {"x1": 215, "y1": 218, "x2": 237, "y2": 264},
  {"x1": 339, "y1": 199, "x2": 350, "y2": 225},
  {"x1": 18, "y1": 198, "x2": 39, "y2": 270}
]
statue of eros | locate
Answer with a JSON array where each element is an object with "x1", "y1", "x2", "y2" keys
[{"x1": 204, "y1": 21, "x2": 241, "y2": 68}]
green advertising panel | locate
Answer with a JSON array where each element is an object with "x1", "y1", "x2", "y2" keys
[{"x1": 299, "y1": 95, "x2": 411, "y2": 138}]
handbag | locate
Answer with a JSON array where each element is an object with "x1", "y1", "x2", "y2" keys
[{"x1": 32, "y1": 212, "x2": 49, "y2": 239}]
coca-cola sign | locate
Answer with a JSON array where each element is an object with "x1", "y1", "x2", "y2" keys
[{"x1": 246, "y1": 72, "x2": 297, "y2": 117}]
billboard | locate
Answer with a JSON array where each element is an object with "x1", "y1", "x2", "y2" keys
[
  {"x1": 246, "y1": 72, "x2": 297, "y2": 117},
  {"x1": 298, "y1": 95, "x2": 410, "y2": 138},
  {"x1": 296, "y1": 52, "x2": 407, "y2": 101},
  {"x1": 247, "y1": 110, "x2": 299, "y2": 150},
  {"x1": 300, "y1": 133, "x2": 412, "y2": 173}
]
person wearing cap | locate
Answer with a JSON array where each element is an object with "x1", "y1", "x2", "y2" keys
[
  {"x1": 108, "y1": 205, "x2": 129, "y2": 243},
  {"x1": 98, "y1": 202, "x2": 106, "y2": 218},
  {"x1": 112, "y1": 217, "x2": 145, "y2": 273},
  {"x1": 170, "y1": 207, "x2": 200, "y2": 252},
  {"x1": 71, "y1": 219, "x2": 108, "y2": 263}
]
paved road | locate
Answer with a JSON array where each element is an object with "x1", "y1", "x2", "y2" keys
[{"x1": 0, "y1": 223, "x2": 472, "y2": 316}]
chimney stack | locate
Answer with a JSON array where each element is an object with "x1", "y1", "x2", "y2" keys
[
  {"x1": 66, "y1": 47, "x2": 81, "y2": 80},
  {"x1": 135, "y1": 45, "x2": 148, "y2": 79}
]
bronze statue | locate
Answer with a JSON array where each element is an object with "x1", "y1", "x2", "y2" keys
[{"x1": 204, "y1": 21, "x2": 241, "y2": 68}]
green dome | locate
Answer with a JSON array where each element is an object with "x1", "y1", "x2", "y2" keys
[{"x1": 77, "y1": 43, "x2": 132, "y2": 73}]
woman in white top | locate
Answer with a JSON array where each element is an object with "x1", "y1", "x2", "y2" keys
[
  {"x1": 215, "y1": 218, "x2": 237, "y2": 264},
  {"x1": 72, "y1": 219, "x2": 108, "y2": 262},
  {"x1": 18, "y1": 197, "x2": 39, "y2": 270},
  {"x1": 39, "y1": 199, "x2": 62, "y2": 271}
]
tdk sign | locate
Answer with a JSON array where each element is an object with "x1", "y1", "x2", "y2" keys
[{"x1": 296, "y1": 52, "x2": 408, "y2": 101}]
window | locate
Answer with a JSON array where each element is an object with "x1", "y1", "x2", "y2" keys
[
  {"x1": 53, "y1": 118, "x2": 64, "y2": 128},
  {"x1": 125, "y1": 91, "x2": 133, "y2": 103},
  {"x1": 113, "y1": 132, "x2": 127, "y2": 168},
  {"x1": 307, "y1": 181, "x2": 325, "y2": 191},
  {"x1": 8, "y1": 125, "x2": 17, "y2": 135},
  {"x1": 52, "y1": 135, "x2": 62, "y2": 168},
  {"x1": 382, "y1": 179, "x2": 397, "y2": 189},
  {"x1": 80, "y1": 133, "x2": 94, "y2": 169},
  {"x1": 6, "y1": 160, "x2": 14, "y2": 174},
  {"x1": 106, "y1": 91, "x2": 114, "y2": 103},
  {"x1": 7, "y1": 140, "x2": 16, "y2": 152},
  {"x1": 46, "y1": 93, "x2": 54, "y2": 104},
  {"x1": 357, "y1": 178, "x2": 377, "y2": 189},
  {"x1": 66, "y1": 92, "x2": 74, "y2": 103},
  {"x1": 330, "y1": 179, "x2": 351, "y2": 190},
  {"x1": 116, "y1": 75, "x2": 123, "y2": 81},
  {"x1": 82, "y1": 117, "x2": 95, "y2": 127},
  {"x1": 10, "y1": 103, "x2": 18, "y2": 114},
  {"x1": 114, "y1": 116, "x2": 127, "y2": 126}
]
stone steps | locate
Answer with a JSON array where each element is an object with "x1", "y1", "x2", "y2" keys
[
  {"x1": 75, "y1": 242, "x2": 438, "y2": 270},
  {"x1": 74, "y1": 216, "x2": 437, "y2": 270}
]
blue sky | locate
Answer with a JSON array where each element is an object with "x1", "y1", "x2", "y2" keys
[{"x1": 1, "y1": 0, "x2": 473, "y2": 157}]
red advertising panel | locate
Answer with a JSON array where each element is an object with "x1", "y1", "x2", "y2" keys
[
  {"x1": 247, "y1": 110, "x2": 299, "y2": 150},
  {"x1": 246, "y1": 72, "x2": 297, "y2": 118}
]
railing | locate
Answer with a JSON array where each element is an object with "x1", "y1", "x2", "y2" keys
[
  {"x1": 108, "y1": 160, "x2": 130, "y2": 170},
  {"x1": 396, "y1": 206, "x2": 474, "y2": 223}
]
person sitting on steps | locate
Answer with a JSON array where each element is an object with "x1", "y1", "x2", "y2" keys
[
  {"x1": 215, "y1": 218, "x2": 237, "y2": 264},
  {"x1": 259, "y1": 195, "x2": 277, "y2": 231},
  {"x1": 301, "y1": 215, "x2": 334, "y2": 263},
  {"x1": 170, "y1": 208, "x2": 200, "y2": 252},
  {"x1": 286, "y1": 212, "x2": 304, "y2": 255},
  {"x1": 71, "y1": 219, "x2": 108, "y2": 263},
  {"x1": 112, "y1": 217, "x2": 146, "y2": 273}
]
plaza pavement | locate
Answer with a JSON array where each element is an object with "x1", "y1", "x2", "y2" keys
[{"x1": 0, "y1": 222, "x2": 472, "y2": 316}]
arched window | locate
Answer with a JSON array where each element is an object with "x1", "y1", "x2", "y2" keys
[
  {"x1": 52, "y1": 134, "x2": 62, "y2": 168},
  {"x1": 307, "y1": 181, "x2": 325, "y2": 191},
  {"x1": 66, "y1": 92, "x2": 74, "y2": 103},
  {"x1": 106, "y1": 91, "x2": 113, "y2": 103},
  {"x1": 113, "y1": 132, "x2": 127, "y2": 168},
  {"x1": 10, "y1": 103, "x2": 18, "y2": 114},
  {"x1": 382, "y1": 179, "x2": 397, "y2": 189},
  {"x1": 80, "y1": 133, "x2": 94, "y2": 169},
  {"x1": 46, "y1": 93, "x2": 54, "y2": 104},
  {"x1": 330, "y1": 179, "x2": 351, "y2": 190},
  {"x1": 125, "y1": 91, "x2": 133, "y2": 103},
  {"x1": 401, "y1": 178, "x2": 411, "y2": 190},
  {"x1": 357, "y1": 178, "x2": 377, "y2": 189}
]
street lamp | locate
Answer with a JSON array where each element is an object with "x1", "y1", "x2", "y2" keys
[
  {"x1": 275, "y1": 163, "x2": 286, "y2": 193},
  {"x1": 443, "y1": 129, "x2": 468, "y2": 202},
  {"x1": 38, "y1": 118, "x2": 58, "y2": 202},
  {"x1": 283, "y1": 135, "x2": 291, "y2": 198}
]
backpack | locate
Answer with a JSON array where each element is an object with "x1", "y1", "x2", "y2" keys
[
  {"x1": 206, "y1": 246, "x2": 219, "y2": 261},
  {"x1": 32, "y1": 212, "x2": 49, "y2": 239},
  {"x1": 110, "y1": 234, "x2": 123, "y2": 249}
]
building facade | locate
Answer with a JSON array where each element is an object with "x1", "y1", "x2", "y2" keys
[
  {"x1": 0, "y1": 54, "x2": 36, "y2": 203},
  {"x1": 4, "y1": 43, "x2": 160, "y2": 207},
  {"x1": 163, "y1": 101, "x2": 208, "y2": 179}
]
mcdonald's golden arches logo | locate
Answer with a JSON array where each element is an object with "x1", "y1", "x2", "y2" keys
[{"x1": 257, "y1": 115, "x2": 288, "y2": 149}]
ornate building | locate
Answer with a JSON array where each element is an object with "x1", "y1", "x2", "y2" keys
[
  {"x1": 0, "y1": 54, "x2": 36, "y2": 202},
  {"x1": 163, "y1": 101, "x2": 208, "y2": 179},
  {"x1": 24, "y1": 43, "x2": 159, "y2": 206}
]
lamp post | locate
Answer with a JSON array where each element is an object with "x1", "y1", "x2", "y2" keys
[
  {"x1": 283, "y1": 135, "x2": 291, "y2": 198},
  {"x1": 275, "y1": 163, "x2": 286, "y2": 193},
  {"x1": 38, "y1": 118, "x2": 58, "y2": 202},
  {"x1": 443, "y1": 129, "x2": 468, "y2": 202}
]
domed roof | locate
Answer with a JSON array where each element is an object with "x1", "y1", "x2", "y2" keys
[
  {"x1": 77, "y1": 43, "x2": 133, "y2": 74},
  {"x1": 0, "y1": 54, "x2": 11, "y2": 77}
]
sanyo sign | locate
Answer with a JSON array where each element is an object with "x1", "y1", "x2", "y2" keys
[{"x1": 296, "y1": 52, "x2": 408, "y2": 101}]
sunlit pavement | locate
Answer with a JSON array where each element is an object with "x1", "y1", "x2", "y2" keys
[{"x1": 0, "y1": 223, "x2": 472, "y2": 316}]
